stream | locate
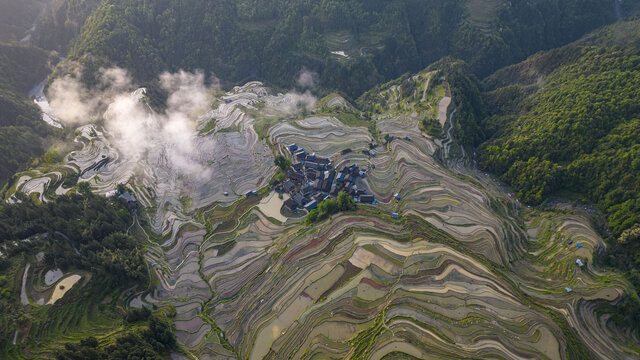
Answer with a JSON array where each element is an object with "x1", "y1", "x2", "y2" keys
[{"x1": 29, "y1": 74, "x2": 64, "y2": 129}]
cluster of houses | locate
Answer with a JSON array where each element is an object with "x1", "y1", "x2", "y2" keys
[{"x1": 280, "y1": 143, "x2": 376, "y2": 213}]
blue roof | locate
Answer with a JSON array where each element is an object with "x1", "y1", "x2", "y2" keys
[
  {"x1": 392, "y1": 213, "x2": 399, "y2": 218},
  {"x1": 576, "y1": 243, "x2": 582, "y2": 248}
]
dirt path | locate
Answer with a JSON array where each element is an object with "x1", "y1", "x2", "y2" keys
[
  {"x1": 20, "y1": 263, "x2": 31, "y2": 305},
  {"x1": 437, "y1": 96, "x2": 451, "y2": 127},
  {"x1": 421, "y1": 77, "x2": 431, "y2": 102}
]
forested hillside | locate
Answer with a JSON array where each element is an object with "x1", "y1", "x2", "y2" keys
[
  {"x1": 37, "y1": 0, "x2": 622, "y2": 96},
  {"x1": 0, "y1": 0, "x2": 50, "y2": 43},
  {"x1": 0, "y1": 43, "x2": 56, "y2": 186},
  {"x1": 0, "y1": 189, "x2": 177, "y2": 358},
  {"x1": 477, "y1": 19, "x2": 640, "y2": 294}
]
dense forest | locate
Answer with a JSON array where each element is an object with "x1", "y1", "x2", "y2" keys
[
  {"x1": 475, "y1": 19, "x2": 640, "y2": 318},
  {"x1": 32, "y1": 0, "x2": 621, "y2": 97},
  {"x1": 0, "y1": 187, "x2": 173, "y2": 356},
  {"x1": 0, "y1": 43, "x2": 58, "y2": 186},
  {"x1": 0, "y1": 0, "x2": 50, "y2": 43},
  {"x1": 56, "y1": 315, "x2": 177, "y2": 360}
]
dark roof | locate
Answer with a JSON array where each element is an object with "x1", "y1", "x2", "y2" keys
[
  {"x1": 341, "y1": 148, "x2": 352, "y2": 154},
  {"x1": 289, "y1": 171, "x2": 305, "y2": 182},
  {"x1": 305, "y1": 162, "x2": 319, "y2": 170},
  {"x1": 293, "y1": 193, "x2": 306, "y2": 206},
  {"x1": 301, "y1": 185, "x2": 313, "y2": 195},
  {"x1": 283, "y1": 181, "x2": 295, "y2": 192},
  {"x1": 322, "y1": 179, "x2": 332, "y2": 193},
  {"x1": 120, "y1": 192, "x2": 136, "y2": 203},
  {"x1": 284, "y1": 198, "x2": 297, "y2": 211},
  {"x1": 304, "y1": 200, "x2": 318, "y2": 211},
  {"x1": 360, "y1": 195, "x2": 375, "y2": 203},
  {"x1": 313, "y1": 179, "x2": 323, "y2": 190},
  {"x1": 316, "y1": 157, "x2": 330, "y2": 165}
]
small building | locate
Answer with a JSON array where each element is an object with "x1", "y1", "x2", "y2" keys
[
  {"x1": 289, "y1": 171, "x2": 305, "y2": 183},
  {"x1": 301, "y1": 185, "x2": 313, "y2": 196},
  {"x1": 287, "y1": 143, "x2": 298, "y2": 152},
  {"x1": 336, "y1": 172, "x2": 346, "y2": 182},
  {"x1": 293, "y1": 193, "x2": 306, "y2": 206},
  {"x1": 313, "y1": 179, "x2": 323, "y2": 190},
  {"x1": 105, "y1": 190, "x2": 118, "y2": 198},
  {"x1": 576, "y1": 243, "x2": 583, "y2": 248},
  {"x1": 284, "y1": 198, "x2": 298, "y2": 212},
  {"x1": 306, "y1": 171, "x2": 317, "y2": 180},
  {"x1": 404, "y1": 136, "x2": 411, "y2": 141},
  {"x1": 304, "y1": 200, "x2": 318, "y2": 211},
  {"x1": 283, "y1": 181, "x2": 296, "y2": 193},
  {"x1": 359, "y1": 171, "x2": 366, "y2": 178},
  {"x1": 322, "y1": 179, "x2": 333, "y2": 193},
  {"x1": 245, "y1": 190, "x2": 258, "y2": 197},
  {"x1": 576, "y1": 259, "x2": 584, "y2": 267},
  {"x1": 292, "y1": 162, "x2": 303, "y2": 171},
  {"x1": 392, "y1": 213, "x2": 400, "y2": 219},
  {"x1": 294, "y1": 150, "x2": 306, "y2": 160},
  {"x1": 566, "y1": 239, "x2": 573, "y2": 245},
  {"x1": 394, "y1": 193, "x2": 401, "y2": 201},
  {"x1": 369, "y1": 150, "x2": 376, "y2": 157},
  {"x1": 565, "y1": 287, "x2": 573, "y2": 293},
  {"x1": 360, "y1": 195, "x2": 375, "y2": 204},
  {"x1": 341, "y1": 148, "x2": 352, "y2": 155}
]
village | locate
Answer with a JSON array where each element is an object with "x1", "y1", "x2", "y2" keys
[{"x1": 275, "y1": 143, "x2": 378, "y2": 214}]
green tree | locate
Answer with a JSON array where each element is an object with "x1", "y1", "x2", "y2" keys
[
  {"x1": 337, "y1": 191, "x2": 355, "y2": 211},
  {"x1": 274, "y1": 155, "x2": 292, "y2": 172}
]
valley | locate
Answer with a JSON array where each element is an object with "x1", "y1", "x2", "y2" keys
[{"x1": 4, "y1": 69, "x2": 638, "y2": 359}]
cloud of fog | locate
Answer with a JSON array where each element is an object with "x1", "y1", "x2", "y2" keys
[
  {"x1": 47, "y1": 68, "x2": 212, "y2": 178},
  {"x1": 266, "y1": 90, "x2": 317, "y2": 115},
  {"x1": 297, "y1": 68, "x2": 318, "y2": 89},
  {"x1": 47, "y1": 76, "x2": 99, "y2": 125}
]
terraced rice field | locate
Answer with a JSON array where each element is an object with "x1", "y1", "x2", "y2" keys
[{"x1": 9, "y1": 79, "x2": 640, "y2": 359}]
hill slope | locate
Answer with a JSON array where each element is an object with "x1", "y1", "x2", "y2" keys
[
  {"x1": 0, "y1": 43, "x2": 56, "y2": 187},
  {"x1": 477, "y1": 18, "x2": 640, "y2": 292},
  {"x1": 38, "y1": 0, "x2": 622, "y2": 96}
]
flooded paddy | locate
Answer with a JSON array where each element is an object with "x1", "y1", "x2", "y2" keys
[
  {"x1": 257, "y1": 192, "x2": 289, "y2": 223},
  {"x1": 8, "y1": 79, "x2": 639, "y2": 360}
]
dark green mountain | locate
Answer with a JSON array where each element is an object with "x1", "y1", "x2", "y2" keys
[
  {"x1": 0, "y1": 0, "x2": 50, "y2": 43},
  {"x1": 0, "y1": 43, "x2": 55, "y2": 186},
  {"x1": 476, "y1": 18, "x2": 640, "y2": 293},
  {"x1": 38, "y1": 0, "x2": 621, "y2": 96}
]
